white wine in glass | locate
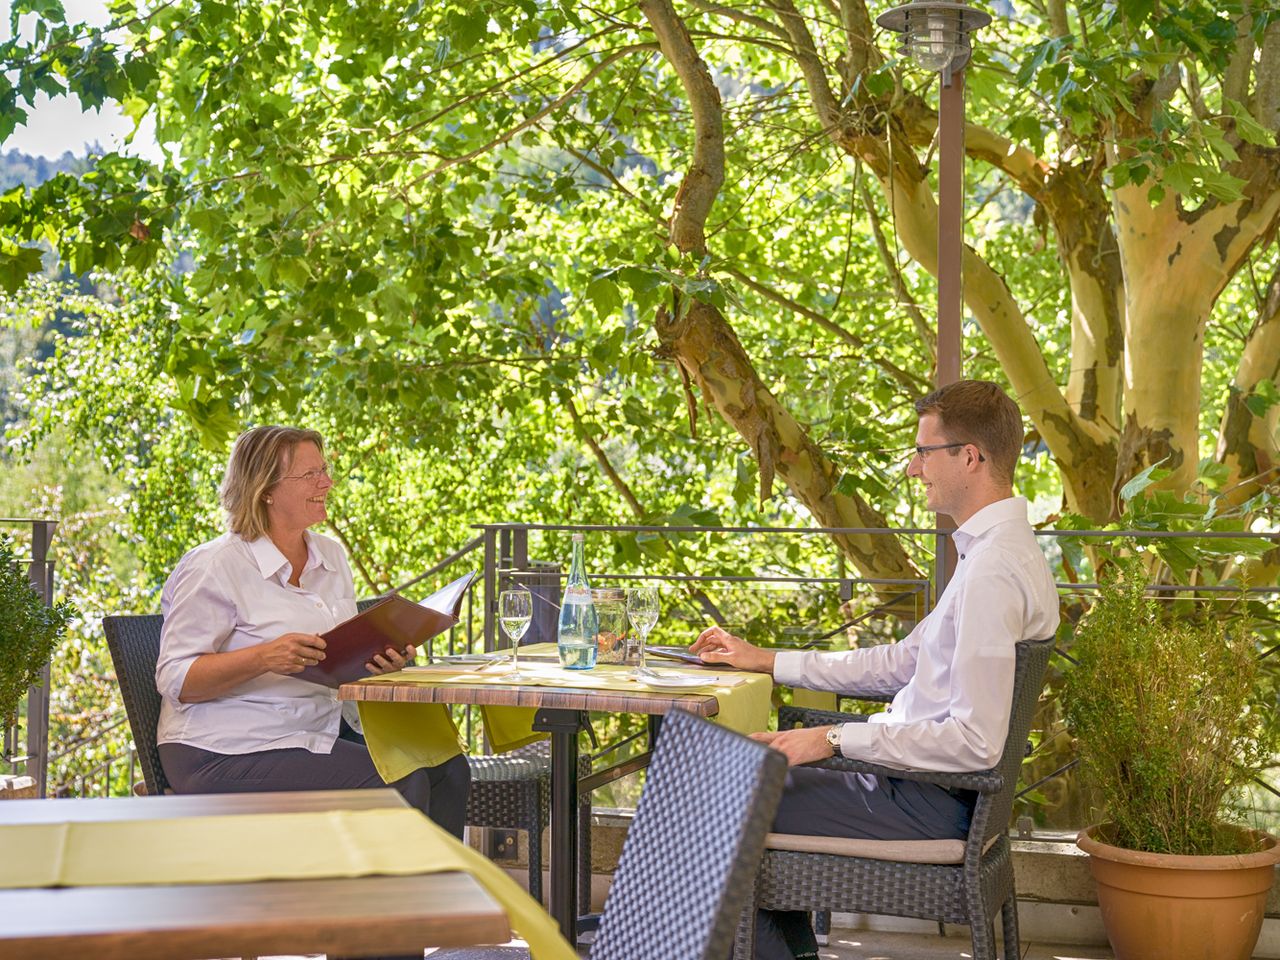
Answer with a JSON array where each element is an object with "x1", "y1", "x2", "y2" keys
[
  {"x1": 498, "y1": 587, "x2": 533, "y2": 679},
  {"x1": 627, "y1": 584, "x2": 660, "y2": 678}
]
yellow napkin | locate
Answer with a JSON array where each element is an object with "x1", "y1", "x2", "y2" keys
[
  {"x1": 790, "y1": 688, "x2": 839, "y2": 711},
  {"x1": 0, "y1": 807, "x2": 575, "y2": 960},
  {"x1": 356, "y1": 659, "x2": 773, "y2": 783}
]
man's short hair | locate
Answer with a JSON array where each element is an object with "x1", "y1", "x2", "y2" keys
[
  {"x1": 914, "y1": 380, "x2": 1024, "y2": 484},
  {"x1": 221, "y1": 425, "x2": 325, "y2": 540}
]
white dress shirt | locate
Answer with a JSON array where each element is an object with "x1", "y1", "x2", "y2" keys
[
  {"x1": 774, "y1": 497, "x2": 1059, "y2": 772},
  {"x1": 155, "y1": 531, "x2": 358, "y2": 754}
]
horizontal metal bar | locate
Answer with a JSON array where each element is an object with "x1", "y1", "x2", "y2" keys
[
  {"x1": 474, "y1": 522, "x2": 1280, "y2": 542},
  {"x1": 389, "y1": 535, "x2": 485, "y2": 595},
  {"x1": 579, "y1": 752, "x2": 652, "y2": 795}
]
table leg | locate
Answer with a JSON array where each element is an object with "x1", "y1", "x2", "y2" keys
[{"x1": 532, "y1": 708, "x2": 582, "y2": 941}]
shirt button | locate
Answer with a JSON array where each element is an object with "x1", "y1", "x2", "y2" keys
[
  {"x1": 959, "y1": 554, "x2": 966, "y2": 560},
  {"x1": 315, "y1": 601, "x2": 323, "y2": 608}
]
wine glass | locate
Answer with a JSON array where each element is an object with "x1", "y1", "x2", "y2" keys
[
  {"x1": 627, "y1": 584, "x2": 660, "y2": 678},
  {"x1": 497, "y1": 587, "x2": 533, "y2": 679}
]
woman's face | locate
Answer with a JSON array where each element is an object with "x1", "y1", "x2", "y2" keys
[{"x1": 265, "y1": 441, "x2": 333, "y2": 535}]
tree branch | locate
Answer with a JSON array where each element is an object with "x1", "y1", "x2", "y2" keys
[
  {"x1": 1224, "y1": 4, "x2": 1256, "y2": 108},
  {"x1": 406, "y1": 45, "x2": 657, "y2": 189},
  {"x1": 1257, "y1": 17, "x2": 1280, "y2": 131},
  {"x1": 687, "y1": 0, "x2": 790, "y2": 39},
  {"x1": 639, "y1": 0, "x2": 725, "y2": 255},
  {"x1": 722, "y1": 265, "x2": 931, "y2": 392},
  {"x1": 766, "y1": 0, "x2": 844, "y2": 132},
  {"x1": 1216, "y1": 261, "x2": 1280, "y2": 504},
  {"x1": 567, "y1": 399, "x2": 729, "y2": 625},
  {"x1": 856, "y1": 176, "x2": 937, "y2": 363}
]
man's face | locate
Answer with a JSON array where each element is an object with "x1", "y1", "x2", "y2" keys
[{"x1": 906, "y1": 413, "x2": 966, "y2": 516}]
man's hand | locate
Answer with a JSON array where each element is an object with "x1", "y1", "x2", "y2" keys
[
  {"x1": 367, "y1": 644, "x2": 416, "y2": 675},
  {"x1": 691, "y1": 626, "x2": 778, "y2": 674},
  {"x1": 259, "y1": 633, "x2": 327, "y2": 675},
  {"x1": 750, "y1": 726, "x2": 839, "y2": 766}
]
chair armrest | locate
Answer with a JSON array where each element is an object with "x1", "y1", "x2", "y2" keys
[
  {"x1": 806, "y1": 755, "x2": 1005, "y2": 795},
  {"x1": 778, "y1": 706, "x2": 872, "y2": 728}
]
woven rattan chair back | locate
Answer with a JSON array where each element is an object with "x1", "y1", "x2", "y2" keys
[
  {"x1": 976, "y1": 636, "x2": 1054, "y2": 846},
  {"x1": 591, "y1": 709, "x2": 787, "y2": 960},
  {"x1": 103, "y1": 614, "x2": 172, "y2": 796}
]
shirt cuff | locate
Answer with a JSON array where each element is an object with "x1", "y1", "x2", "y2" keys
[{"x1": 773, "y1": 649, "x2": 811, "y2": 686}]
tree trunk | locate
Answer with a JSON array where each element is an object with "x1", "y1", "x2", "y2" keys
[
  {"x1": 1216, "y1": 268, "x2": 1280, "y2": 504},
  {"x1": 655, "y1": 298, "x2": 923, "y2": 586}
]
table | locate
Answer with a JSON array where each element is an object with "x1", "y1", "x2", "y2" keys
[
  {"x1": 0, "y1": 788, "x2": 511, "y2": 960},
  {"x1": 339, "y1": 672, "x2": 732, "y2": 940}
]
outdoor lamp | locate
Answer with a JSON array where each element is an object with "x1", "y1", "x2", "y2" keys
[{"x1": 876, "y1": 0, "x2": 991, "y2": 84}]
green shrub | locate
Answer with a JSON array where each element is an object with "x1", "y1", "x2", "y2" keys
[
  {"x1": 1064, "y1": 558, "x2": 1276, "y2": 856},
  {"x1": 0, "y1": 534, "x2": 76, "y2": 723}
]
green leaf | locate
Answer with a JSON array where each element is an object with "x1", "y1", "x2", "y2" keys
[
  {"x1": 1119, "y1": 457, "x2": 1169, "y2": 504},
  {"x1": 585, "y1": 276, "x2": 622, "y2": 321}
]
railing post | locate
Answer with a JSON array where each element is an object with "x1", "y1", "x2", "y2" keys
[
  {"x1": 26, "y1": 520, "x2": 56, "y2": 799},
  {"x1": 483, "y1": 527, "x2": 498, "y2": 654}
]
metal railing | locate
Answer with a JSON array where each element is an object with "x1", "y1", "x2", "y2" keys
[
  {"x1": 1, "y1": 518, "x2": 58, "y2": 798},
  {"x1": 30, "y1": 519, "x2": 1280, "y2": 825}
]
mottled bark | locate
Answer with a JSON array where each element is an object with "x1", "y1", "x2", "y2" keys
[
  {"x1": 655, "y1": 298, "x2": 922, "y2": 582},
  {"x1": 641, "y1": 0, "x2": 922, "y2": 583},
  {"x1": 1216, "y1": 269, "x2": 1280, "y2": 504}
]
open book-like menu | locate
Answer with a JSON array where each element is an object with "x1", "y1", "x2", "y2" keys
[{"x1": 297, "y1": 571, "x2": 478, "y2": 688}]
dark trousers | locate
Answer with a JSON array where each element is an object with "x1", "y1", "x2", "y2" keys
[
  {"x1": 158, "y1": 720, "x2": 472, "y2": 839},
  {"x1": 754, "y1": 768, "x2": 974, "y2": 960}
]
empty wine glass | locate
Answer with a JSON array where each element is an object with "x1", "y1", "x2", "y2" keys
[
  {"x1": 627, "y1": 584, "x2": 660, "y2": 678},
  {"x1": 497, "y1": 586, "x2": 533, "y2": 679}
]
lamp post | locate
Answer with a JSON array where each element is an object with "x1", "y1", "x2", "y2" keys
[
  {"x1": 877, "y1": 0, "x2": 990, "y2": 592},
  {"x1": 876, "y1": 0, "x2": 990, "y2": 388}
]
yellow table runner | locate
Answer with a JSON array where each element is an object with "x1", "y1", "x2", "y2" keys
[
  {"x1": 0, "y1": 807, "x2": 574, "y2": 960},
  {"x1": 356, "y1": 652, "x2": 774, "y2": 783}
]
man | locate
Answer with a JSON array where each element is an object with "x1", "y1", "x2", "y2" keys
[{"x1": 691, "y1": 379, "x2": 1060, "y2": 959}]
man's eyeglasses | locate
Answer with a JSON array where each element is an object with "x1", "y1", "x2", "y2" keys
[
  {"x1": 280, "y1": 463, "x2": 333, "y2": 484},
  {"x1": 913, "y1": 442, "x2": 985, "y2": 462}
]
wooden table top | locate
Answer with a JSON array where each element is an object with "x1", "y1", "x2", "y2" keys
[
  {"x1": 0, "y1": 787, "x2": 407, "y2": 824},
  {"x1": 0, "y1": 789, "x2": 511, "y2": 960},
  {"x1": 338, "y1": 673, "x2": 722, "y2": 716}
]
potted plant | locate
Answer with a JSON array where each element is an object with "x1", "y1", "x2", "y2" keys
[
  {"x1": 0, "y1": 534, "x2": 75, "y2": 726},
  {"x1": 1065, "y1": 558, "x2": 1280, "y2": 960}
]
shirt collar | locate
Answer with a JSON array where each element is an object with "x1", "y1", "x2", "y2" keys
[
  {"x1": 244, "y1": 532, "x2": 336, "y2": 581},
  {"x1": 952, "y1": 497, "x2": 1028, "y2": 553}
]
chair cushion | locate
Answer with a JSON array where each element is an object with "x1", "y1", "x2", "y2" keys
[{"x1": 764, "y1": 831, "x2": 998, "y2": 864}]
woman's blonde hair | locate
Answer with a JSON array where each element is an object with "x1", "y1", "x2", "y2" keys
[{"x1": 220, "y1": 425, "x2": 325, "y2": 540}]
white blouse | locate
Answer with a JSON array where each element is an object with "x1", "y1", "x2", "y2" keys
[{"x1": 155, "y1": 531, "x2": 358, "y2": 754}]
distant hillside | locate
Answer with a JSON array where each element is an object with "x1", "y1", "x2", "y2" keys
[{"x1": 0, "y1": 149, "x2": 92, "y2": 191}]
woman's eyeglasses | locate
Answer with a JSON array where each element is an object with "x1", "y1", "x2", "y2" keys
[{"x1": 280, "y1": 463, "x2": 333, "y2": 484}]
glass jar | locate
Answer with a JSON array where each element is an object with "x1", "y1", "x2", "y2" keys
[{"x1": 591, "y1": 588, "x2": 629, "y2": 664}]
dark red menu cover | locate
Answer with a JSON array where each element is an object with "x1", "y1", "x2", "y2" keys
[{"x1": 297, "y1": 571, "x2": 477, "y2": 688}]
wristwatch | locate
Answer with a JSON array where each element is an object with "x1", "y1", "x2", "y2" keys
[{"x1": 825, "y1": 724, "x2": 842, "y2": 756}]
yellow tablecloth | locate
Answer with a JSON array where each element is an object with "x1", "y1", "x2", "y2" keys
[
  {"x1": 0, "y1": 807, "x2": 574, "y2": 960},
  {"x1": 355, "y1": 652, "x2": 774, "y2": 783}
]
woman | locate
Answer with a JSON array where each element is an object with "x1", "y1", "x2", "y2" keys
[{"x1": 155, "y1": 425, "x2": 470, "y2": 836}]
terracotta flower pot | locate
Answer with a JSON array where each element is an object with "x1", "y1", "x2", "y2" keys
[{"x1": 1078, "y1": 824, "x2": 1280, "y2": 960}]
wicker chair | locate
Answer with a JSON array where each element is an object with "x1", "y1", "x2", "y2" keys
[
  {"x1": 432, "y1": 708, "x2": 789, "y2": 960},
  {"x1": 103, "y1": 615, "x2": 172, "y2": 795},
  {"x1": 735, "y1": 636, "x2": 1054, "y2": 960},
  {"x1": 104, "y1": 610, "x2": 590, "y2": 914}
]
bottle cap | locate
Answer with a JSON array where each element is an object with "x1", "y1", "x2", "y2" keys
[{"x1": 572, "y1": 533, "x2": 585, "y2": 542}]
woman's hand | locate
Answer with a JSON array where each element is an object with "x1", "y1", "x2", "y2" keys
[
  {"x1": 258, "y1": 632, "x2": 328, "y2": 675},
  {"x1": 691, "y1": 626, "x2": 778, "y2": 674},
  {"x1": 367, "y1": 644, "x2": 416, "y2": 675}
]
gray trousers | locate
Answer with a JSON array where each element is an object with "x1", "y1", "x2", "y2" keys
[
  {"x1": 754, "y1": 768, "x2": 974, "y2": 960},
  {"x1": 158, "y1": 720, "x2": 471, "y2": 839}
]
